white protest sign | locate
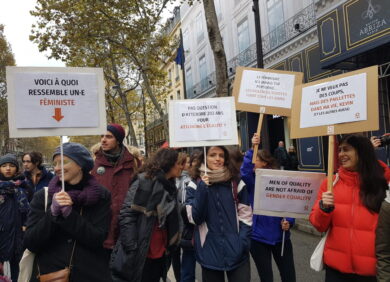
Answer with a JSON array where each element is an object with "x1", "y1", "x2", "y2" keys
[
  {"x1": 253, "y1": 169, "x2": 325, "y2": 219},
  {"x1": 238, "y1": 70, "x2": 296, "y2": 109},
  {"x1": 169, "y1": 97, "x2": 238, "y2": 147},
  {"x1": 7, "y1": 67, "x2": 106, "y2": 137},
  {"x1": 300, "y1": 73, "x2": 367, "y2": 128}
]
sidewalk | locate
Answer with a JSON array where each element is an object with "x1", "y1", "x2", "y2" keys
[{"x1": 294, "y1": 218, "x2": 322, "y2": 236}]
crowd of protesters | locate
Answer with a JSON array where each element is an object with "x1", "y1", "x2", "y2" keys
[{"x1": 0, "y1": 124, "x2": 389, "y2": 282}]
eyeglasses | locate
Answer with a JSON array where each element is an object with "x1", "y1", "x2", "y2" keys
[{"x1": 52, "y1": 159, "x2": 74, "y2": 167}]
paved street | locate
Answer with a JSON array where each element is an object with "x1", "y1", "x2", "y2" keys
[{"x1": 167, "y1": 228, "x2": 325, "y2": 282}]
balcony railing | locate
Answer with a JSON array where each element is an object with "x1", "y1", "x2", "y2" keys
[
  {"x1": 227, "y1": 43, "x2": 257, "y2": 77},
  {"x1": 186, "y1": 72, "x2": 216, "y2": 99},
  {"x1": 262, "y1": 3, "x2": 316, "y2": 55}
]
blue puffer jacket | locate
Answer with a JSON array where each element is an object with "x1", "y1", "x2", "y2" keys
[
  {"x1": 24, "y1": 166, "x2": 54, "y2": 193},
  {"x1": 240, "y1": 149, "x2": 294, "y2": 245},
  {"x1": 0, "y1": 174, "x2": 32, "y2": 261},
  {"x1": 186, "y1": 178, "x2": 252, "y2": 271}
]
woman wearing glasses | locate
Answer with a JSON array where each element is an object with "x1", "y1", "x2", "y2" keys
[{"x1": 24, "y1": 142, "x2": 112, "y2": 281}]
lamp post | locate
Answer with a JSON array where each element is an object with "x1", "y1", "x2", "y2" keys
[
  {"x1": 253, "y1": 0, "x2": 264, "y2": 68},
  {"x1": 252, "y1": 0, "x2": 271, "y2": 152}
]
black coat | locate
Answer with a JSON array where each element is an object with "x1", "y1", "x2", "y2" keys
[
  {"x1": 24, "y1": 184, "x2": 112, "y2": 282},
  {"x1": 110, "y1": 173, "x2": 181, "y2": 282}
]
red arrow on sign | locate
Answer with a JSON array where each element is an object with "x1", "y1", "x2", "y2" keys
[{"x1": 52, "y1": 108, "x2": 64, "y2": 122}]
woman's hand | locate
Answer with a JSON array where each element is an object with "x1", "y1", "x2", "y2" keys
[
  {"x1": 370, "y1": 136, "x2": 381, "y2": 148},
  {"x1": 281, "y1": 219, "x2": 290, "y2": 231},
  {"x1": 51, "y1": 191, "x2": 73, "y2": 217},
  {"x1": 252, "y1": 133, "x2": 260, "y2": 147},
  {"x1": 322, "y1": 191, "x2": 334, "y2": 208},
  {"x1": 201, "y1": 175, "x2": 210, "y2": 186},
  {"x1": 54, "y1": 191, "x2": 73, "y2": 206}
]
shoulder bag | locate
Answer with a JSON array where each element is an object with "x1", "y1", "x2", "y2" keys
[{"x1": 18, "y1": 187, "x2": 48, "y2": 282}]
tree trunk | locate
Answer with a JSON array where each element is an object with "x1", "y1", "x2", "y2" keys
[
  {"x1": 109, "y1": 55, "x2": 139, "y2": 147},
  {"x1": 140, "y1": 71, "x2": 169, "y2": 140},
  {"x1": 203, "y1": 0, "x2": 229, "y2": 97}
]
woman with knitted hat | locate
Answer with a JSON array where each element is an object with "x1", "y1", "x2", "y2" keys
[
  {"x1": 24, "y1": 143, "x2": 112, "y2": 282},
  {"x1": 0, "y1": 153, "x2": 32, "y2": 281}
]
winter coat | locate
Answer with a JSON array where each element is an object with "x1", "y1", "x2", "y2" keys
[
  {"x1": 91, "y1": 147, "x2": 136, "y2": 249},
  {"x1": 240, "y1": 149, "x2": 294, "y2": 245},
  {"x1": 186, "y1": 178, "x2": 252, "y2": 271},
  {"x1": 274, "y1": 147, "x2": 289, "y2": 168},
  {"x1": 0, "y1": 174, "x2": 31, "y2": 262},
  {"x1": 24, "y1": 177, "x2": 112, "y2": 282},
  {"x1": 310, "y1": 163, "x2": 390, "y2": 276},
  {"x1": 24, "y1": 166, "x2": 54, "y2": 193},
  {"x1": 176, "y1": 171, "x2": 194, "y2": 249},
  {"x1": 377, "y1": 194, "x2": 390, "y2": 282},
  {"x1": 110, "y1": 173, "x2": 181, "y2": 282}
]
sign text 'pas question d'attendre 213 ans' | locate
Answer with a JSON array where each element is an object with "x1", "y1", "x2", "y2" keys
[{"x1": 168, "y1": 97, "x2": 238, "y2": 147}]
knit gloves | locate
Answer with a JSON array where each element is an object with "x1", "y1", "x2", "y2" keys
[{"x1": 51, "y1": 193, "x2": 72, "y2": 218}]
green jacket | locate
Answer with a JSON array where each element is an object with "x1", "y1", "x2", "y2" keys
[{"x1": 376, "y1": 198, "x2": 390, "y2": 282}]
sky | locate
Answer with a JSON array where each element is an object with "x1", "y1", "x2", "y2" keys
[
  {"x1": 0, "y1": 0, "x2": 179, "y2": 68},
  {"x1": 0, "y1": 0, "x2": 64, "y2": 67}
]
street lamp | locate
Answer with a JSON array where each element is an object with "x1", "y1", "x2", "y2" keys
[{"x1": 252, "y1": 0, "x2": 264, "y2": 68}]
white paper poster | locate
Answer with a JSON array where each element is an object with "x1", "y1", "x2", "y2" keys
[
  {"x1": 15, "y1": 72, "x2": 98, "y2": 128},
  {"x1": 238, "y1": 70, "x2": 295, "y2": 108},
  {"x1": 300, "y1": 73, "x2": 367, "y2": 128},
  {"x1": 7, "y1": 67, "x2": 106, "y2": 137},
  {"x1": 253, "y1": 169, "x2": 325, "y2": 218},
  {"x1": 169, "y1": 97, "x2": 238, "y2": 147}
]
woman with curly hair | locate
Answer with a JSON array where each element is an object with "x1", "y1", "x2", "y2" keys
[{"x1": 111, "y1": 148, "x2": 183, "y2": 282}]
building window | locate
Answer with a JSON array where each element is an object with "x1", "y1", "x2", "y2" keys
[
  {"x1": 215, "y1": 0, "x2": 222, "y2": 20},
  {"x1": 237, "y1": 18, "x2": 250, "y2": 53},
  {"x1": 177, "y1": 90, "x2": 181, "y2": 100},
  {"x1": 267, "y1": 0, "x2": 285, "y2": 48},
  {"x1": 175, "y1": 64, "x2": 180, "y2": 81},
  {"x1": 196, "y1": 12, "x2": 204, "y2": 44},
  {"x1": 185, "y1": 67, "x2": 193, "y2": 97},
  {"x1": 168, "y1": 69, "x2": 172, "y2": 86},
  {"x1": 183, "y1": 29, "x2": 190, "y2": 54},
  {"x1": 199, "y1": 55, "x2": 207, "y2": 90}
]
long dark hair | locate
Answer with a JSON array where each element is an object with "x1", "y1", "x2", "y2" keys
[
  {"x1": 139, "y1": 148, "x2": 178, "y2": 178},
  {"x1": 257, "y1": 150, "x2": 279, "y2": 169},
  {"x1": 340, "y1": 134, "x2": 387, "y2": 213},
  {"x1": 190, "y1": 146, "x2": 239, "y2": 181}
]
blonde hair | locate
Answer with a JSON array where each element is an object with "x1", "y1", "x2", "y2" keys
[{"x1": 90, "y1": 142, "x2": 101, "y2": 160}]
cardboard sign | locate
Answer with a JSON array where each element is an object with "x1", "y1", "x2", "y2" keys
[
  {"x1": 290, "y1": 66, "x2": 378, "y2": 139},
  {"x1": 169, "y1": 97, "x2": 238, "y2": 147},
  {"x1": 232, "y1": 66, "x2": 303, "y2": 116},
  {"x1": 7, "y1": 67, "x2": 106, "y2": 138},
  {"x1": 253, "y1": 169, "x2": 325, "y2": 219}
]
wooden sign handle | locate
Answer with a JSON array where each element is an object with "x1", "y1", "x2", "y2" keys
[
  {"x1": 252, "y1": 113, "x2": 265, "y2": 163},
  {"x1": 327, "y1": 135, "x2": 335, "y2": 192}
]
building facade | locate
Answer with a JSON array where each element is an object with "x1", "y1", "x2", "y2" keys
[
  {"x1": 180, "y1": 0, "x2": 390, "y2": 170},
  {"x1": 145, "y1": 6, "x2": 186, "y2": 154}
]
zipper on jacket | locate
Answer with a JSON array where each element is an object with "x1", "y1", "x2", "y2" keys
[{"x1": 350, "y1": 185, "x2": 356, "y2": 273}]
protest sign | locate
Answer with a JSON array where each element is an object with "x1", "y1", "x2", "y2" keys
[
  {"x1": 6, "y1": 67, "x2": 106, "y2": 138},
  {"x1": 232, "y1": 66, "x2": 303, "y2": 116},
  {"x1": 253, "y1": 169, "x2": 325, "y2": 219},
  {"x1": 168, "y1": 97, "x2": 238, "y2": 147},
  {"x1": 290, "y1": 65, "x2": 378, "y2": 139}
]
